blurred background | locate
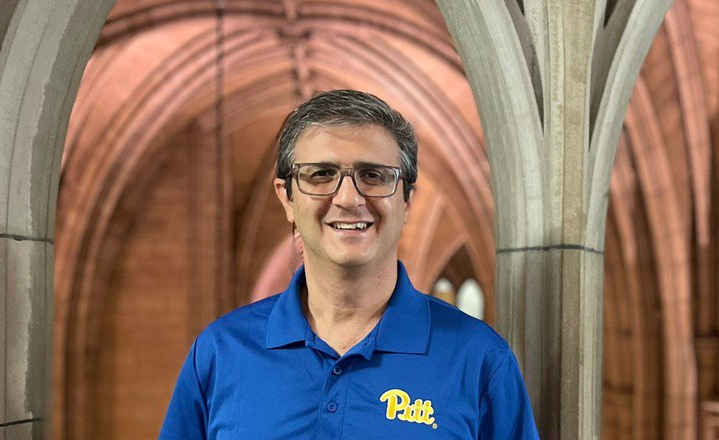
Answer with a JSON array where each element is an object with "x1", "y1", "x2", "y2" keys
[{"x1": 52, "y1": 0, "x2": 719, "y2": 439}]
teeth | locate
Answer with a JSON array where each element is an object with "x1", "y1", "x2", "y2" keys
[{"x1": 332, "y1": 222, "x2": 368, "y2": 230}]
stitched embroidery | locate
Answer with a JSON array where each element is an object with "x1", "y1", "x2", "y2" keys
[{"x1": 380, "y1": 389, "x2": 436, "y2": 426}]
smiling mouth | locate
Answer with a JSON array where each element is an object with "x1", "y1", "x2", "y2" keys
[{"x1": 328, "y1": 221, "x2": 373, "y2": 231}]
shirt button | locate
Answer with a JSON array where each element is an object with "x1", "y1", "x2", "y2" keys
[
  {"x1": 326, "y1": 402, "x2": 338, "y2": 413},
  {"x1": 332, "y1": 366, "x2": 342, "y2": 375}
]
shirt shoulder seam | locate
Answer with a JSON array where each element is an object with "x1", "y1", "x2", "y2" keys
[{"x1": 478, "y1": 345, "x2": 511, "y2": 404}]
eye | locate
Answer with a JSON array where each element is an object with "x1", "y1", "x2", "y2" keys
[
  {"x1": 299, "y1": 165, "x2": 338, "y2": 183},
  {"x1": 359, "y1": 168, "x2": 390, "y2": 185},
  {"x1": 311, "y1": 169, "x2": 333, "y2": 178}
]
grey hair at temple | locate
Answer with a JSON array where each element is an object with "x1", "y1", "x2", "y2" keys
[{"x1": 276, "y1": 89, "x2": 418, "y2": 202}]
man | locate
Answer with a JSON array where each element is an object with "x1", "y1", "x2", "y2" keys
[{"x1": 159, "y1": 90, "x2": 539, "y2": 439}]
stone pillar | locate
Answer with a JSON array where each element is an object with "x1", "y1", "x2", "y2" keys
[
  {"x1": 435, "y1": 1, "x2": 675, "y2": 439},
  {"x1": 0, "y1": 0, "x2": 114, "y2": 438}
]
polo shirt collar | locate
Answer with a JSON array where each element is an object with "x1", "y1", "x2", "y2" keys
[
  {"x1": 266, "y1": 266, "x2": 309, "y2": 349},
  {"x1": 265, "y1": 261, "x2": 430, "y2": 355},
  {"x1": 374, "y1": 262, "x2": 430, "y2": 354}
]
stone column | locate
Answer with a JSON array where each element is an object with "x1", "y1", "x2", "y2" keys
[
  {"x1": 0, "y1": 0, "x2": 114, "y2": 438},
  {"x1": 435, "y1": 1, "x2": 675, "y2": 439}
]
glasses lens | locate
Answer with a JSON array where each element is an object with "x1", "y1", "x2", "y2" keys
[
  {"x1": 296, "y1": 164, "x2": 339, "y2": 195},
  {"x1": 355, "y1": 166, "x2": 398, "y2": 197},
  {"x1": 294, "y1": 164, "x2": 399, "y2": 197}
]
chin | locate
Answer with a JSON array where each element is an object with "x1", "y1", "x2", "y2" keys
[
  {"x1": 330, "y1": 256, "x2": 370, "y2": 268},
  {"x1": 327, "y1": 251, "x2": 377, "y2": 269}
]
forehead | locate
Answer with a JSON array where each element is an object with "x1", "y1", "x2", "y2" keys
[{"x1": 293, "y1": 124, "x2": 400, "y2": 165}]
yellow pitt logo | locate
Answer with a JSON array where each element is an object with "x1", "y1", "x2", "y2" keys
[{"x1": 380, "y1": 389, "x2": 436, "y2": 426}]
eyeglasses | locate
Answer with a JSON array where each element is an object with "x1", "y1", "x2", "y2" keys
[{"x1": 289, "y1": 163, "x2": 403, "y2": 198}]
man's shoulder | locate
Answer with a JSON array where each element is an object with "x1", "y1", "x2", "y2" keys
[
  {"x1": 198, "y1": 293, "x2": 281, "y2": 340},
  {"x1": 425, "y1": 293, "x2": 509, "y2": 352}
]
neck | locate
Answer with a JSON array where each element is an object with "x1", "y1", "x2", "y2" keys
[{"x1": 301, "y1": 257, "x2": 398, "y2": 353}]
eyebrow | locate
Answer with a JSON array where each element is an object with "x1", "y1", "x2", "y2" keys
[{"x1": 309, "y1": 161, "x2": 392, "y2": 168}]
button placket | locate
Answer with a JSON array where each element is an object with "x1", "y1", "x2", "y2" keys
[
  {"x1": 325, "y1": 364, "x2": 342, "y2": 414},
  {"x1": 320, "y1": 361, "x2": 344, "y2": 415},
  {"x1": 315, "y1": 358, "x2": 355, "y2": 438},
  {"x1": 324, "y1": 362, "x2": 343, "y2": 412}
]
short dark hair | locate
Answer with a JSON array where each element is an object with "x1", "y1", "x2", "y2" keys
[{"x1": 276, "y1": 89, "x2": 418, "y2": 202}]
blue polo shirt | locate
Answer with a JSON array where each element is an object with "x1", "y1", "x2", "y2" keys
[{"x1": 159, "y1": 262, "x2": 539, "y2": 439}]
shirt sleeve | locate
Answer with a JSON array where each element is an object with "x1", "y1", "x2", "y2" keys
[
  {"x1": 158, "y1": 338, "x2": 209, "y2": 440},
  {"x1": 478, "y1": 348, "x2": 540, "y2": 440}
]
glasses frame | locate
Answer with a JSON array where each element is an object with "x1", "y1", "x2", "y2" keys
[{"x1": 289, "y1": 162, "x2": 403, "y2": 198}]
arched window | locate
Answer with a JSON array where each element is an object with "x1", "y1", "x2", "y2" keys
[
  {"x1": 456, "y1": 278, "x2": 484, "y2": 320},
  {"x1": 431, "y1": 277, "x2": 456, "y2": 305}
]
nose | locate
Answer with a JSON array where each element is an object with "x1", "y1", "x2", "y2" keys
[{"x1": 332, "y1": 174, "x2": 365, "y2": 207}]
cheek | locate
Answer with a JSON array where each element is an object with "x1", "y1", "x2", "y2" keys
[
  {"x1": 293, "y1": 201, "x2": 329, "y2": 227},
  {"x1": 378, "y1": 201, "x2": 406, "y2": 230}
]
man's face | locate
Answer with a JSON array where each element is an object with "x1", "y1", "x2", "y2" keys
[{"x1": 274, "y1": 124, "x2": 412, "y2": 270}]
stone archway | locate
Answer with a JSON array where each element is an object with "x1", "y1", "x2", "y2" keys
[{"x1": 0, "y1": 0, "x2": 115, "y2": 437}]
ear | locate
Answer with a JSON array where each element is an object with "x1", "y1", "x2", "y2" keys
[
  {"x1": 274, "y1": 178, "x2": 295, "y2": 224},
  {"x1": 403, "y1": 187, "x2": 414, "y2": 223}
]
